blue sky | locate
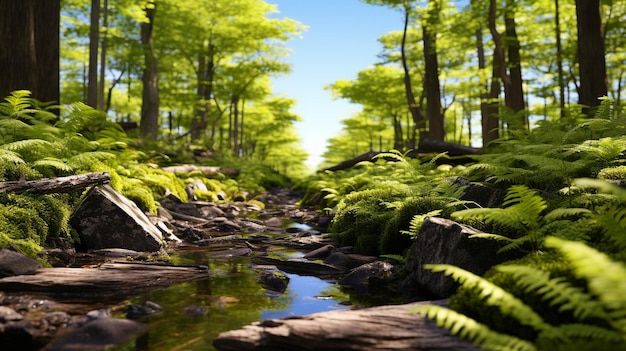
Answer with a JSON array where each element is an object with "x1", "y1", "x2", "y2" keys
[{"x1": 269, "y1": 1, "x2": 401, "y2": 170}]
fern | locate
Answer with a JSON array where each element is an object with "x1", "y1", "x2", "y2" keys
[
  {"x1": 497, "y1": 265, "x2": 608, "y2": 321},
  {"x1": 424, "y1": 264, "x2": 564, "y2": 340},
  {"x1": 413, "y1": 304, "x2": 537, "y2": 351},
  {"x1": 545, "y1": 237, "x2": 626, "y2": 333},
  {"x1": 400, "y1": 209, "x2": 442, "y2": 238}
]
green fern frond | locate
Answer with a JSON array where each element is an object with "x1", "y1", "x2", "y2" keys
[
  {"x1": 32, "y1": 158, "x2": 73, "y2": 173},
  {"x1": 594, "y1": 206, "x2": 626, "y2": 250},
  {"x1": 1, "y1": 139, "x2": 52, "y2": 152},
  {"x1": 542, "y1": 208, "x2": 593, "y2": 221},
  {"x1": 67, "y1": 151, "x2": 117, "y2": 170},
  {"x1": 545, "y1": 237, "x2": 626, "y2": 332},
  {"x1": 400, "y1": 210, "x2": 442, "y2": 238},
  {"x1": 559, "y1": 323, "x2": 624, "y2": 343},
  {"x1": 424, "y1": 264, "x2": 562, "y2": 339},
  {"x1": 413, "y1": 304, "x2": 537, "y2": 351},
  {"x1": 498, "y1": 265, "x2": 608, "y2": 321},
  {"x1": 0, "y1": 149, "x2": 25, "y2": 164},
  {"x1": 469, "y1": 233, "x2": 515, "y2": 243}
]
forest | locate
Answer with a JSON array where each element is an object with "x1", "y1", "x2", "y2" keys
[{"x1": 0, "y1": 0, "x2": 626, "y2": 350}]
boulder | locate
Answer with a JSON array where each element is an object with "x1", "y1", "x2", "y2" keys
[
  {"x1": 402, "y1": 217, "x2": 520, "y2": 299},
  {"x1": 70, "y1": 185, "x2": 165, "y2": 253},
  {"x1": 258, "y1": 271, "x2": 290, "y2": 293},
  {"x1": 454, "y1": 177, "x2": 505, "y2": 208},
  {"x1": 41, "y1": 318, "x2": 148, "y2": 351},
  {"x1": 0, "y1": 249, "x2": 42, "y2": 277},
  {"x1": 338, "y1": 261, "x2": 395, "y2": 289}
]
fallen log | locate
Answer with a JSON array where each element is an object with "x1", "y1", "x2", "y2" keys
[
  {"x1": 0, "y1": 261, "x2": 208, "y2": 302},
  {"x1": 0, "y1": 172, "x2": 110, "y2": 195},
  {"x1": 213, "y1": 300, "x2": 479, "y2": 351},
  {"x1": 161, "y1": 164, "x2": 239, "y2": 176},
  {"x1": 320, "y1": 151, "x2": 382, "y2": 172},
  {"x1": 416, "y1": 138, "x2": 479, "y2": 157}
]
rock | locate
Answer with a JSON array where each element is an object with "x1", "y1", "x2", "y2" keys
[
  {"x1": 339, "y1": 261, "x2": 395, "y2": 288},
  {"x1": 41, "y1": 318, "x2": 148, "y2": 351},
  {"x1": 240, "y1": 218, "x2": 267, "y2": 233},
  {"x1": 0, "y1": 306, "x2": 23, "y2": 322},
  {"x1": 323, "y1": 252, "x2": 352, "y2": 271},
  {"x1": 302, "y1": 244, "x2": 335, "y2": 260},
  {"x1": 258, "y1": 271, "x2": 290, "y2": 293},
  {"x1": 0, "y1": 249, "x2": 42, "y2": 277},
  {"x1": 402, "y1": 217, "x2": 521, "y2": 299},
  {"x1": 70, "y1": 185, "x2": 166, "y2": 253},
  {"x1": 251, "y1": 257, "x2": 344, "y2": 276},
  {"x1": 454, "y1": 177, "x2": 505, "y2": 208}
]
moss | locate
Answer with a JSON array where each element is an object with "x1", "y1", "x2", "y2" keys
[
  {"x1": 597, "y1": 165, "x2": 626, "y2": 180},
  {"x1": 122, "y1": 186, "x2": 157, "y2": 214},
  {"x1": 380, "y1": 196, "x2": 450, "y2": 255},
  {"x1": 330, "y1": 186, "x2": 410, "y2": 255},
  {"x1": 0, "y1": 161, "x2": 42, "y2": 181}
]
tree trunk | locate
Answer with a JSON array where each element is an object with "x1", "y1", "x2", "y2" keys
[
  {"x1": 0, "y1": 0, "x2": 60, "y2": 105},
  {"x1": 87, "y1": 0, "x2": 100, "y2": 108},
  {"x1": 554, "y1": 0, "x2": 565, "y2": 118},
  {"x1": 504, "y1": 0, "x2": 526, "y2": 128},
  {"x1": 232, "y1": 95, "x2": 240, "y2": 157},
  {"x1": 190, "y1": 43, "x2": 215, "y2": 141},
  {"x1": 140, "y1": 2, "x2": 160, "y2": 139},
  {"x1": 98, "y1": 0, "x2": 108, "y2": 111},
  {"x1": 575, "y1": 0, "x2": 607, "y2": 116},
  {"x1": 400, "y1": 4, "x2": 426, "y2": 132},
  {"x1": 423, "y1": 2, "x2": 444, "y2": 141}
]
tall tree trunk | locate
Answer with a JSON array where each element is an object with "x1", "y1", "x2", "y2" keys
[
  {"x1": 191, "y1": 43, "x2": 215, "y2": 141},
  {"x1": 140, "y1": 2, "x2": 160, "y2": 139},
  {"x1": 554, "y1": 0, "x2": 565, "y2": 117},
  {"x1": 0, "y1": 0, "x2": 60, "y2": 105},
  {"x1": 98, "y1": 0, "x2": 108, "y2": 111},
  {"x1": 575, "y1": 0, "x2": 607, "y2": 116},
  {"x1": 87, "y1": 0, "x2": 100, "y2": 108},
  {"x1": 504, "y1": 0, "x2": 526, "y2": 128},
  {"x1": 232, "y1": 95, "x2": 240, "y2": 157},
  {"x1": 422, "y1": 1, "x2": 444, "y2": 141},
  {"x1": 476, "y1": 28, "x2": 500, "y2": 145},
  {"x1": 400, "y1": 3, "x2": 426, "y2": 133}
]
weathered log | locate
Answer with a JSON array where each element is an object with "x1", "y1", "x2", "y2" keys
[
  {"x1": 161, "y1": 164, "x2": 239, "y2": 176},
  {"x1": 320, "y1": 151, "x2": 382, "y2": 172},
  {"x1": 0, "y1": 172, "x2": 110, "y2": 195},
  {"x1": 0, "y1": 261, "x2": 208, "y2": 302},
  {"x1": 213, "y1": 300, "x2": 480, "y2": 351},
  {"x1": 416, "y1": 138, "x2": 478, "y2": 157}
]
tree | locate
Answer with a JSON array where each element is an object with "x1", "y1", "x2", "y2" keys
[
  {"x1": 422, "y1": 0, "x2": 445, "y2": 141},
  {"x1": 87, "y1": 0, "x2": 99, "y2": 107},
  {"x1": 0, "y1": 0, "x2": 61, "y2": 105},
  {"x1": 575, "y1": 0, "x2": 608, "y2": 115},
  {"x1": 140, "y1": 1, "x2": 159, "y2": 139}
]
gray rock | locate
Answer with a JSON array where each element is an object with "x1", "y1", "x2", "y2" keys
[
  {"x1": 339, "y1": 261, "x2": 395, "y2": 288},
  {"x1": 0, "y1": 306, "x2": 23, "y2": 322},
  {"x1": 303, "y1": 244, "x2": 335, "y2": 260},
  {"x1": 323, "y1": 252, "x2": 353, "y2": 271},
  {"x1": 258, "y1": 271, "x2": 290, "y2": 293},
  {"x1": 0, "y1": 249, "x2": 42, "y2": 277},
  {"x1": 70, "y1": 185, "x2": 165, "y2": 253},
  {"x1": 42, "y1": 318, "x2": 148, "y2": 351},
  {"x1": 402, "y1": 217, "x2": 520, "y2": 299}
]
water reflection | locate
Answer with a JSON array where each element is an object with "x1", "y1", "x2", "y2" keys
[{"x1": 111, "y1": 250, "x2": 349, "y2": 351}]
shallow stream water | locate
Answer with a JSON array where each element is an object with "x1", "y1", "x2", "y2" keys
[{"x1": 109, "y1": 245, "x2": 351, "y2": 351}]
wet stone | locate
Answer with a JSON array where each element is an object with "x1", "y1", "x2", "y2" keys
[{"x1": 0, "y1": 306, "x2": 23, "y2": 322}]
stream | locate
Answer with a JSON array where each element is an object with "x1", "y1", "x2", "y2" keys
[{"x1": 107, "y1": 241, "x2": 352, "y2": 350}]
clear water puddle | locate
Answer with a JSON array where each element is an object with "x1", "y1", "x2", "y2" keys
[{"x1": 110, "y1": 247, "x2": 350, "y2": 351}]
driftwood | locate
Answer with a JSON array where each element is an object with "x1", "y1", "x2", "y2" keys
[
  {"x1": 213, "y1": 300, "x2": 480, "y2": 351},
  {"x1": 0, "y1": 261, "x2": 208, "y2": 302},
  {"x1": 161, "y1": 164, "x2": 239, "y2": 176},
  {"x1": 321, "y1": 151, "x2": 382, "y2": 172},
  {"x1": 0, "y1": 172, "x2": 110, "y2": 195}
]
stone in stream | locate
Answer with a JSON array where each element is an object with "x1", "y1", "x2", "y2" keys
[
  {"x1": 402, "y1": 217, "x2": 523, "y2": 299},
  {"x1": 70, "y1": 185, "x2": 166, "y2": 253},
  {"x1": 41, "y1": 318, "x2": 148, "y2": 351},
  {"x1": 0, "y1": 248, "x2": 42, "y2": 277},
  {"x1": 258, "y1": 271, "x2": 290, "y2": 293}
]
